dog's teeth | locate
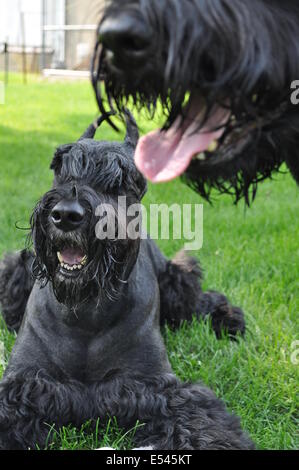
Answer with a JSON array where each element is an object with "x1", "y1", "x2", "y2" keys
[
  {"x1": 207, "y1": 140, "x2": 218, "y2": 152},
  {"x1": 59, "y1": 254, "x2": 86, "y2": 272}
]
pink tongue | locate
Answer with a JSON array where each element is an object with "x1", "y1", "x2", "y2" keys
[
  {"x1": 135, "y1": 106, "x2": 229, "y2": 183},
  {"x1": 61, "y1": 248, "x2": 84, "y2": 266}
]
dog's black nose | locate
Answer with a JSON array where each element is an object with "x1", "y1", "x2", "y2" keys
[
  {"x1": 51, "y1": 200, "x2": 85, "y2": 232},
  {"x1": 99, "y1": 14, "x2": 150, "y2": 65}
]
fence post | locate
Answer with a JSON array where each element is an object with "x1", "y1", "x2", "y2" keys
[
  {"x1": 4, "y1": 41, "x2": 9, "y2": 86},
  {"x1": 41, "y1": 0, "x2": 46, "y2": 71},
  {"x1": 20, "y1": 11, "x2": 27, "y2": 84}
]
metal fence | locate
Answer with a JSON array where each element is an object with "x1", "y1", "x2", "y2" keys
[{"x1": 0, "y1": 0, "x2": 104, "y2": 78}]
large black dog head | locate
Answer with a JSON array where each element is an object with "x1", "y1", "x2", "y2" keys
[
  {"x1": 95, "y1": 0, "x2": 299, "y2": 204},
  {"x1": 31, "y1": 111, "x2": 147, "y2": 307}
]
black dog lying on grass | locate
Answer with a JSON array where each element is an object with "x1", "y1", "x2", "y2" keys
[
  {"x1": 96, "y1": 0, "x2": 299, "y2": 205},
  {"x1": 0, "y1": 112, "x2": 252, "y2": 450}
]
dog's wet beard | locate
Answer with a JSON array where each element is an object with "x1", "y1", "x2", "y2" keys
[
  {"x1": 95, "y1": 0, "x2": 299, "y2": 204},
  {"x1": 30, "y1": 191, "x2": 139, "y2": 309}
]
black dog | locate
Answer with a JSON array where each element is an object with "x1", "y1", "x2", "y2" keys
[
  {"x1": 96, "y1": 0, "x2": 299, "y2": 204},
  {"x1": 0, "y1": 113, "x2": 251, "y2": 450}
]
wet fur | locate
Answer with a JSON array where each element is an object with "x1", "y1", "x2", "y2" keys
[{"x1": 96, "y1": 0, "x2": 299, "y2": 204}]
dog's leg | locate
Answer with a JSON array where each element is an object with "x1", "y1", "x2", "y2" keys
[
  {"x1": 130, "y1": 378, "x2": 254, "y2": 450},
  {"x1": 136, "y1": 384, "x2": 254, "y2": 450},
  {"x1": 0, "y1": 250, "x2": 35, "y2": 332},
  {"x1": 92, "y1": 374, "x2": 254, "y2": 450},
  {"x1": 0, "y1": 371, "x2": 90, "y2": 450},
  {"x1": 158, "y1": 250, "x2": 245, "y2": 338}
]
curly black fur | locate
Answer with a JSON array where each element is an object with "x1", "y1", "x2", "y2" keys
[
  {"x1": 0, "y1": 370, "x2": 253, "y2": 450},
  {"x1": 159, "y1": 250, "x2": 245, "y2": 338},
  {"x1": 96, "y1": 0, "x2": 299, "y2": 204},
  {"x1": 0, "y1": 113, "x2": 252, "y2": 450},
  {"x1": 0, "y1": 250, "x2": 35, "y2": 332}
]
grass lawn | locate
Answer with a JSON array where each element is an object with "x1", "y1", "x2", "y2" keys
[{"x1": 0, "y1": 74, "x2": 298, "y2": 450}]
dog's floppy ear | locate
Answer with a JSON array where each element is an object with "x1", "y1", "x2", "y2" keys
[
  {"x1": 50, "y1": 144, "x2": 73, "y2": 174},
  {"x1": 124, "y1": 109, "x2": 139, "y2": 148}
]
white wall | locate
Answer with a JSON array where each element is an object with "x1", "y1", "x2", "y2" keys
[
  {"x1": 0, "y1": 0, "x2": 66, "y2": 66},
  {"x1": 0, "y1": 0, "x2": 65, "y2": 46},
  {"x1": 0, "y1": 0, "x2": 42, "y2": 47},
  {"x1": 44, "y1": 0, "x2": 65, "y2": 65}
]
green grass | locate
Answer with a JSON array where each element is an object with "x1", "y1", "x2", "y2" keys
[{"x1": 0, "y1": 74, "x2": 298, "y2": 450}]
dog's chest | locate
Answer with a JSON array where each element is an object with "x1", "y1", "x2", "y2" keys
[{"x1": 8, "y1": 270, "x2": 166, "y2": 383}]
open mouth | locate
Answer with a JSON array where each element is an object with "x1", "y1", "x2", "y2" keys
[
  {"x1": 134, "y1": 95, "x2": 261, "y2": 182},
  {"x1": 57, "y1": 247, "x2": 88, "y2": 273}
]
